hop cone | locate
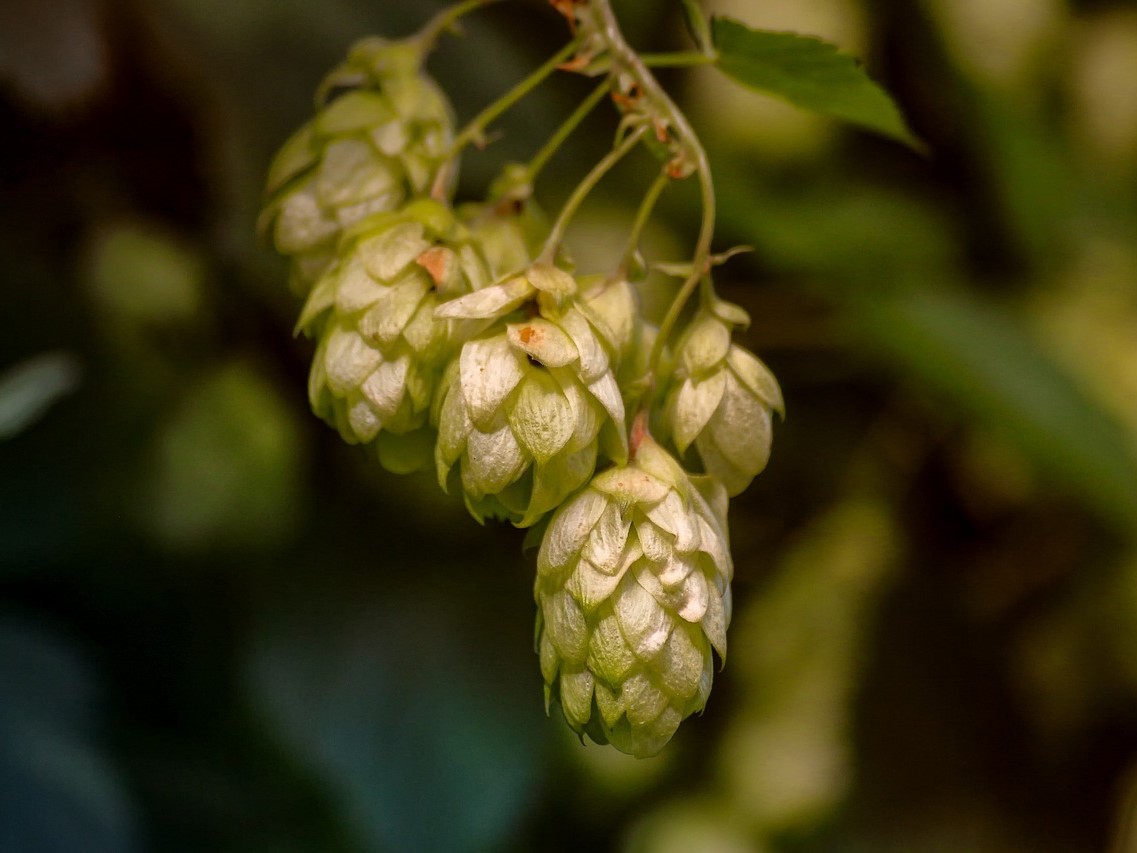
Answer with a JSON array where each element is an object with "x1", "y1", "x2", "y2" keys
[
  {"x1": 433, "y1": 264, "x2": 628, "y2": 526},
  {"x1": 260, "y1": 37, "x2": 456, "y2": 293},
  {"x1": 663, "y1": 304, "x2": 783, "y2": 495},
  {"x1": 302, "y1": 199, "x2": 497, "y2": 473},
  {"x1": 534, "y1": 433, "x2": 733, "y2": 757}
]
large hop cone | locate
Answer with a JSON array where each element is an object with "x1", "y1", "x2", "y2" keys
[
  {"x1": 432, "y1": 264, "x2": 628, "y2": 526},
  {"x1": 663, "y1": 302, "x2": 784, "y2": 496},
  {"x1": 301, "y1": 199, "x2": 496, "y2": 473},
  {"x1": 534, "y1": 433, "x2": 733, "y2": 757},
  {"x1": 260, "y1": 37, "x2": 456, "y2": 293}
]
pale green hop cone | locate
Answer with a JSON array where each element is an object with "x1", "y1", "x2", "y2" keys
[
  {"x1": 260, "y1": 37, "x2": 457, "y2": 294},
  {"x1": 663, "y1": 302, "x2": 784, "y2": 496},
  {"x1": 432, "y1": 264, "x2": 628, "y2": 527},
  {"x1": 302, "y1": 199, "x2": 497, "y2": 473},
  {"x1": 534, "y1": 433, "x2": 733, "y2": 757}
]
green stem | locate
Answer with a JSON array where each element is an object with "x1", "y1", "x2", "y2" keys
[
  {"x1": 526, "y1": 80, "x2": 611, "y2": 183},
  {"x1": 639, "y1": 51, "x2": 717, "y2": 69},
  {"x1": 648, "y1": 164, "x2": 715, "y2": 376},
  {"x1": 536, "y1": 124, "x2": 648, "y2": 266},
  {"x1": 448, "y1": 38, "x2": 582, "y2": 157},
  {"x1": 617, "y1": 167, "x2": 670, "y2": 278},
  {"x1": 414, "y1": 0, "x2": 505, "y2": 50},
  {"x1": 585, "y1": 0, "x2": 717, "y2": 382}
]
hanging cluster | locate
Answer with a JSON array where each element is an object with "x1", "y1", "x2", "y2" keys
[{"x1": 260, "y1": 0, "x2": 782, "y2": 758}]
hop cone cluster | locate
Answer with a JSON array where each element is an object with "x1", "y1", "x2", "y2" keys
[
  {"x1": 534, "y1": 434, "x2": 732, "y2": 757},
  {"x1": 261, "y1": 20, "x2": 783, "y2": 759},
  {"x1": 260, "y1": 37, "x2": 456, "y2": 293},
  {"x1": 664, "y1": 304, "x2": 784, "y2": 495}
]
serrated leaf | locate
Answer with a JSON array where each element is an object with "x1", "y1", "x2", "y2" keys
[{"x1": 712, "y1": 17, "x2": 919, "y2": 149}]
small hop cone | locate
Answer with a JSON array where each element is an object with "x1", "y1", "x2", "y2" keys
[
  {"x1": 260, "y1": 37, "x2": 457, "y2": 294},
  {"x1": 663, "y1": 303, "x2": 784, "y2": 496},
  {"x1": 534, "y1": 433, "x2": 733, "y2": 757},
  {"x1": 303, "y1": 199, "x2": 495, "y2": 473},
  {"x1": 433, "y1": 264, "x2": 628, "y2": 526}
]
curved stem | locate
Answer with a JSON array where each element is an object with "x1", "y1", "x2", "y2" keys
[
  {"x1": 526, "y1": 80, "x2": 611, "y2": 183},
  {"x1": 585, "y1": 0, "x2": 717, "y2": 381},
  {"x1": 617, "y1": 167, "x2": 670, "y2": 278},
  {"x1": 536, "y1": 124, "x2": 648, "y2": 266},
  {"x1": 414, "y1": 0, "x2": 505, "y2": 50},
  {"x1": 648, "y1": 164, "x2": 715, "y2": 376},
  {"x1": 448, "y1": 38, "x2": 582, "y2": 158}
]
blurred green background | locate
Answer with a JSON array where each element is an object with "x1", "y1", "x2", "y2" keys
[{"x1": 3, "y1": 0, "x2": 1137, "y2": 850}]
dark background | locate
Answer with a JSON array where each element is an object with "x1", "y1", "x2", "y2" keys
[{"x1": 3, "y1": 0, "x2": 1137, "y2": 850}]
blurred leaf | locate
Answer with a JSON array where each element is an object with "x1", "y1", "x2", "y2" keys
[
  {"x1": 0, "y1": 351, "x2": 81, "y2": 440},
  {"x1": 86, "y1": 224, "x2": 205, "y2": 329},
  {"x1": 625, "y1": 798, "x2": 761, "y2": 853},
  {"x1": 0, "y1": 613, "x2": 138, "y2": 853},
  {"x1": 717, "y1": 498, "x2": 898, "y2": 834},
  {"x1": 247, "y1": 588, "x2": 544, "y2": 853},
  {"x1": 853, "y1": 285, "x2": 1137, "y2": 536},
  {"x1": 712, "y1": 17, "x2": 920, "y2": 149},
  {"x1": 714, "y1": 170, "x2": 958, "y2": 280},
  {"x1": 146, "y1": 360, "x2": 304, "y2": 552}
]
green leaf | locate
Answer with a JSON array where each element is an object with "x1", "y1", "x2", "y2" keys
[{"x1": 711, "y1": 17, "x2": 919, "y2": 149}]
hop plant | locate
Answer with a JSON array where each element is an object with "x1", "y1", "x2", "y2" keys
[
  {"x1": 260, "y1": 37, "x2": 457, "y2": 293},
  {"x1": 253, "y1": 0, "x2": 893, "y2": 758},
  {"x1": 534, "y1": 430, "x2": 732, "y2": 757},
  {"x1": 433, "y1": 264, "x2": 628, "y2": 526},
  {"x1": 301, "y1": 199, "x2": 500, "y2": 473},
  {"x1": 664, "y1": 303, "x2": 784, "y2": 495}
]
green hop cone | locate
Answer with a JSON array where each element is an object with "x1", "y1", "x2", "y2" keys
[
  {"x1": 260, "y1": 37, "x2": 457, "y2": 293},
  {"x1": 663, "y1": 301, "x2": 784, "y2": 496},
  {"x1": 534, "y1": 431, "x2": 733, "y2": 757},
  {"x1": 578, "y1": 275, "x2": 653, "y2": 395},
  {"x1": 302, "y1": 199, "x2": 496, "y2": 473},
  {"x1": 432, "y1": 264, "x2": 628, "y2": 526}
]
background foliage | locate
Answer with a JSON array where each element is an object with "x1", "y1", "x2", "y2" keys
[{"x1": 3, "y1": 0, "x2": 1137, "y2": 850}]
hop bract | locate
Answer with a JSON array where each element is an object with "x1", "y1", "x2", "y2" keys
[
  {"x1": 433, "y1": 265, "x2": 628, "y2": 526},
  {"x1": 664, "y1": 304, "x2": 784, "y2": 496},
  {"x1": 301, "y1": 199, "x2": 496, "y2": 473},
  {"x1": 534, "y1": 435, "x2": 733, "y2": 757},
  {"x1": 260, "y1": 37, "x2": 456, "y2": 293}
]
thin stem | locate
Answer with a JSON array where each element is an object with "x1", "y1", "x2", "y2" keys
[
  {"x1": 526, "y1": 80, "x2": 611, "y2": 183},
  {"x1": 413, "y1": 0, "x2": 505, "y2": 51},
  {"x1": 536, "y1": 124, "x2": 648, "y2": 265},
  {"x1": 648, "y1": 164, "x2": 715, "y2": 376},
  {"x1": 448, "y1": 38, "x2": 582, "y2": 158},
  {"x1": 586, "y1": 0, "x2": 717, "y2": 381},
  {"x1": 617, "y1": 167, "x2": 670, "y2": 277},
  {"x1": 639, "y1": 51, "x2": 717, "y2": 69}
]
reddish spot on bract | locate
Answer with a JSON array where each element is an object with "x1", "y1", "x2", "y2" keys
[
  {"x1": 519, "y1": 325, "x2": 538, "y2": 345},
  {"x1": 416, "y1": 247, "x2": 450, "y2": 287}
]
